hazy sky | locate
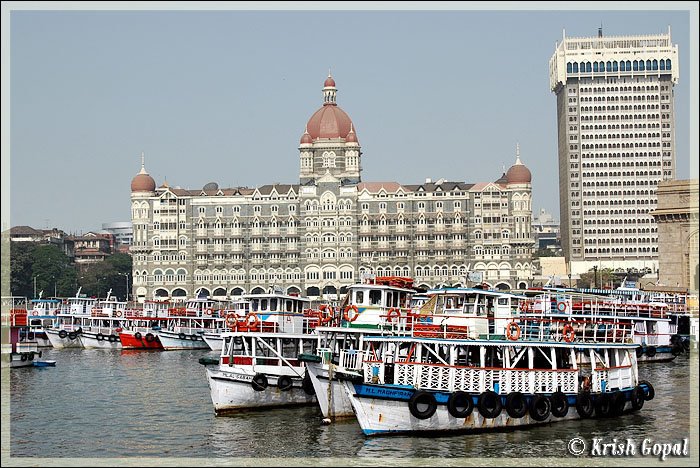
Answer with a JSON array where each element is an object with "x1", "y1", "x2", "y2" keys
[{"x1": 4, "y1": 3, "x2": 698, "y2": 235}]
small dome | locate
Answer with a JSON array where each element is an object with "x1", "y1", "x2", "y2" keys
[
  {"x1": 495, "y1": 172, "x2": 508, "y2": 185},
  {"x1": 203, "y1": 182, "x2": 219, "y2": 191},
  {"x1": 300, "y1": 129, "x2": 313, "y2": 144},
  {"x1": 506, "y1": 144, "x2": 532, "y2": 184},
  {"x1": 131, "y1": 172, "x2": 156, "y2": 192},
  {"x1": 324, "y1": 75, "x2": 336, "y2": 87},
  {"x1": 345, "y1": 124, "x2": 358, "y2": 143}
]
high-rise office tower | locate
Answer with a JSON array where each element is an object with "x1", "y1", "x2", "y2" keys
[{"x1": 549, "y1": 27, "x2": 679, "y2": 274}]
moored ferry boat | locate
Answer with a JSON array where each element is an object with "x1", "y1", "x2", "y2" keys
[
  {"x1": 341, "y1": 335, "x2": 654, "y2": 436},
  {"x1": 154, "y1": 296, "x2": 230, "y2": 350},
  {"x1": 118, "y1": 300, "x2": 172, "y2": 350},
  {"x1": 518, "y1": 288, "x2": 682, "y2": 363},
  {"x1": 205, "y1": 330, "x2": 320, "y2": 414},
  {"x1": 24, "y1": 297, "x2": 63, "y2": 347}
]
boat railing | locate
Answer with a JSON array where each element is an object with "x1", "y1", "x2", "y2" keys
[
  {"x1": 339, "y1": 348, "x2": 364, "y2": 371},
  {"x1": 511, "y1": 317, "x2": 633, "y2": 344},
  {"x1": 385, "y1": 361, "x2": 580, "y2": 394}
]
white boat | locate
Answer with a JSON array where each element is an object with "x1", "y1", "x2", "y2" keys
[
  {"x1": 205, "y1": 331, "x2": 319, "y2": 414},
  {"x1": 154, "y1": 296, "x2": 230, "y2": 350},
  {"x1": 44, "y1": 293, "x2": 98, "y2": 349},
  {"x1": 519, "y1": 288, "x2": 683, "y2": 363},
  {"x1": 2, "y1": 306, "x2": 52, "y2": 369},
  {"x1": 202, "y1": 298, "x2": 252, "y2": 351},
  {"x1": 302, "y1": 276, "x2": 423, "y2": 421},
  {"x1": 341, "y1": 335, "x2": 654, "y2": 436},
  {"x1": 24, "y1": 297, "x2": 63, "y2": 347},
  {"x1": 202, "y1": 290, "x2": 312, "y2": 351}
]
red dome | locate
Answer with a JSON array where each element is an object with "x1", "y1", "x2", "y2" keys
[
  {"x1": 300, "y1": 131, "x2": 313, "y2": 144},
  {"x1": 306, "y1": 105, "x2": 353, "y2": 140},
  {"x1": 131, "y1": 172, "x2": 156, "y2": 192},
  {"x1": 506, "y1": 163, "x2": 532, "y2": 184},
  {"x1": 324, "y1": 76, "x2": 336, "y2": 87}
]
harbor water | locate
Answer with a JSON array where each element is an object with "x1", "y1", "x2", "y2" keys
[{"x1": 4, "y1": 348, "x2": 698, "y2": 466}]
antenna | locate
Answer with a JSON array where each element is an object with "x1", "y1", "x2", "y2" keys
[{"x1": 598, "y1": 23, "x2": 603, "y2": 38}]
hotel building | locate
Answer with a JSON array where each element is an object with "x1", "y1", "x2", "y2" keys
[{"x1": 129, "y1": 75, "x2": 535, "y2": 301}]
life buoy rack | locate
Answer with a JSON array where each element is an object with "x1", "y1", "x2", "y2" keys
[
  {"x1": 343, "y1": 305, "x2": 360, "y2": 322},
  {"x1": 386, "y1": 308, "x2": 401, "y2": 323},
  {"x1": 225, "y1": 313, "x2": 238, "y2": 329},
  {"x1": 246, "y1": 313, "x2": 261, "y2": 331},
  {"x1": 557, "y1": 302, "x2": 568, "y2": 313},
  {"x1": 505, "y1": 321, "x2": 521, "y2": 341},
  {"x1": 562, "y1": 324, "x2": 576, "y2": 343}
]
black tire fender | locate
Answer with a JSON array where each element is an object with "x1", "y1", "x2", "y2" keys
[
  {"x1": 551, "y1": 391, "x2": 569, "y2": 418},
  {"x1": 408, "y1": 390, "x2": 438, "y2": 420},
  {"x1": 477, "y1": 390, "x2": 502, "y2": 419},
  {"x1": 447, "y1": 391, "x2": 474, "y2": 418},
  {"x1": 505, "y1": 391, "x2": 528, "y2": 419}
]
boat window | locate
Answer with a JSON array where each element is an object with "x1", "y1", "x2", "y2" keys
[
  {"x1": 369, "y1": 290, "x2": 382, "y2": 306},
  {"x1": 498, "y1": 297, "x2": 508, "y2": 306},
  {"x1": 386, "y1": 291, "x2": 395, "y2": 307},
  {"x1": 302, "y1": 338, "x2": 318, "y2": 355},
  {"x1": 261, "y1": 299, "x2": 268, "y2": 311},
  {"x1": 251, "y1": 299, "x2": 259, "y2": 311},
  {"x1": 355, "y1": 290, "x2": 364, "y2": 305},
  {"x1": 270, "y1": 298, "x2": 278, "y2": 311},
  {"x1": 555, "y1": 348, "x2": 573, "y2": 369},
  {"x1": 286, "y1": 300, "x2": 293, "y2": 312}
]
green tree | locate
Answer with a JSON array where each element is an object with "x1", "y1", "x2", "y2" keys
[
  {"x1": 31, "y1": 244, "x2": 76, "y2": 298},
  {"x1": 10, "y1": 242, "x2": 36, "y2": 297}
]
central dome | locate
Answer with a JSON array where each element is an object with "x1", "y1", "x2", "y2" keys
[
  {"x1": 303, "y1": 74, "x2": 356, "y2": 141},
  {"x1": 306, "y1": 105, "x2": 353, "y2": 140}
]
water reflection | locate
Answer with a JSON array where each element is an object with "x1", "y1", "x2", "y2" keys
[{"x1": 8, "y1": 348, "x2": 696, "y2": 462}]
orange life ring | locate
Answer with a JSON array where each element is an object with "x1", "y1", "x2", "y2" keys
[
  {"x1": 32, "y1": 311, "x2": 39, "y2": 316},
  {"x1": 386, "y1": 308, "x2": 401, "y2": 323},
  {"x1": 225, "y1": 313, "x2": 238, "y2": 329},
  {"x1": 563, "y1": 324, "x2": 575, "y2": 343},
  {"x1": 557, "y1": 302, "x2": 568, "y2": 313},
  {"x1": 519, "y1": 301, "x2": 530, "y2": 313},
  {"x1": 343, "y1": 304, "x2": 360, "y2": 322},
  {"x1": 116, "y1": 311, "x2": 123, "y2": 317},
  {"x1": 205, "y1": 308, "x2": 213, "y2": 316},
  {"x1": 506, "y1": 321, "x2": 521, "y2": 341},
  {"x1": 246, "y1": 313, "x2": 260, "y2": 331}
]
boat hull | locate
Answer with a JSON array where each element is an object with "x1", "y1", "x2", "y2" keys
[
  {"x1": 80, "y1": 331, "x2": 123, "y2": 350},
  {"x1": 44, "y1": 328, "x2": 83, "y2": 349},
  {"x1": 156, "y1": 331, "x2": 210, "y2": 350},
  {"x1": 119, "y1": 331, "x2": 163, "y2": 350},
  {"x1": 305, "y1": 361, "x2": 356, "y2": 420},
  {"x1": 206, "y1": 366, "x2": 316, "y2": 414},
  {"x1": 202, "y1": 333, "x2": 223, "y2": 351},
  {"x1": 342, "y1": 382, "x2": 637, "y2": 436}
]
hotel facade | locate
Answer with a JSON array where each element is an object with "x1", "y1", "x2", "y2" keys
[
  {"x1": 129, "y1": 76, "x2": 535, "y2": 302},
  {"x1": 549, "y1": 28, "x2": 679, "y2": 275}
]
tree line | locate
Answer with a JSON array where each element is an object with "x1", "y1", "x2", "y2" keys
[{"x1": 9, "y1": 242, "x2": 133, "y2": 301}]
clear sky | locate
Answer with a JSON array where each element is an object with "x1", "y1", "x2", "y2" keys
[{"x1": 3, "y1": 2, "x2": 698, "y2": 235}]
